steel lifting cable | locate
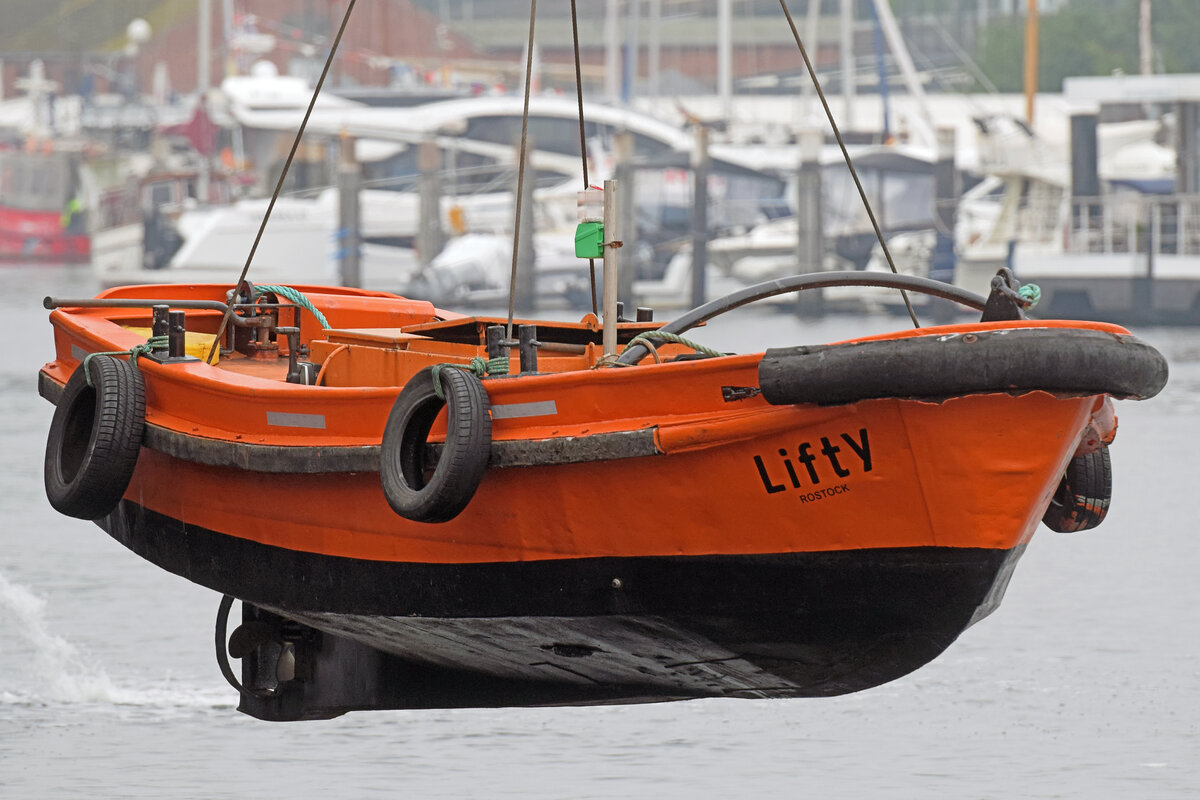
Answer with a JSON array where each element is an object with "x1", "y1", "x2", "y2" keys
[
  {"x1": 204, "y1": 0, "x2": 359, "y2": 365},
  {"x1": 506, "y1": 0, "x2": 539, "y2": 341},
  {"x1": 778, "y1": 0, "x2": 922, "y2": 329},
  {"x1": 570, "y1": 0, "x2": 599, "y2": 316}
]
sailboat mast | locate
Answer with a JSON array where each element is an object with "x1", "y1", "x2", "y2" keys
[
  {"x1": 648, "y1": 0, "x2": 661, "y2": 97},
  {"x1": 605, "y1": 0, "x2": 620, "y2": 103},
  {"x1": 800, "y1": 0, "x2": 820, "y2": 116},
  {"x1": 627, "y1": 0, "x2": 642, "y2": 103},
  {"x1": 1139, "y1": 0, "x2": 1153, "y2": 75},
  {"x1": 869, "y1": 0, "x2": 935, "y2": 149},
  {"x1": 840, "y1": 0, "x2": 856, "y2": 128},
  {"x1": 198, "y1": 0, "x2": 211, "y2": 96},
  {"x1": 1023, "y1": 0, "x2": 1038, "y2": 127},
  {"x1": 718, "y1": 0, "x2": 733, "y2": 121},
  {"x1": 198, "y1": 0, "x2": 212, "y2": 203}
]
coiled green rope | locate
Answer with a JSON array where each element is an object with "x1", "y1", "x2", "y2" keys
[
  {"x1": 1018, "y1": 283, "x2": 1042, "y2": 309},
  {"x1": 623, "y1": 330, "x2": 724, "y2": 359},
  {"x1": 430, "y1": 356, "x2": 511, "y2": 399},
  {"x1": 253, "y1": 284, "x2": 331, "y2": 329}
]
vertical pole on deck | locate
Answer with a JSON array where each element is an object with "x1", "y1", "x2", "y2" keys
[
  {"x1": 337, "y1": 134, "x2": 362, "y2": 288},
  {"x1": 417, "y1": 138, "x2": 444, "y2": 269},
  {"x1": 690, "y1": 126, "x2": 710, "y2": 309},
  {"x1": 602, "y1": 178, "x2": 620, "y2": 357}
]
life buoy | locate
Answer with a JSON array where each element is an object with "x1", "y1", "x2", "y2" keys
[
  {"x1": 1042, "y1": 445, "x2": 1111, "y2": 533},
  {"x1": 380, "y1": 366, "x2": 491, "y2": 523},
  {"x1": 44, "y1": 355, "x2": 146, "y2": 520}
]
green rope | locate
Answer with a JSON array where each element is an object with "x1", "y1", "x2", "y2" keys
[
  {"x1": 1018, "y1": 283, "x2": 1042, "y2": 309},
  {"x1": 623, "y1": 331, "x2": 724, "y2": 359},
  {"x1": 81, "y1": 336, "x2": 170, "y2": 386},
  {"x1": 253, "y1": 284, "x2": 331, "y2": 329},
  {"x1": 430, "y1": 356, "x2": 511, "y2": 399}
]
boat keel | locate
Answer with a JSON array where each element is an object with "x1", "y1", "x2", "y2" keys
[{"x1": 230, "y1": 604, "x2": 705, "y2": 721}]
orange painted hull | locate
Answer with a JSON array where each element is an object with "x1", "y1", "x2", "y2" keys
[
  {"x1": 42, "y1": 285, "x2": 1112, "y2": 562},
  {"x1": 110, "y1": 386, "x2": 1094, "y2": 563}
]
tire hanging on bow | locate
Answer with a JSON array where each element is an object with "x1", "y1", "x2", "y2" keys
[
  {"x1": 1042, "y1": 445, "x2": 1112, "y2": 533},
  {"x1": 44, "y1": 355, "x2": 146, "y2": 520},
  {"x1": 380, "y1": 366, "x2": 492, "y2": 523}
]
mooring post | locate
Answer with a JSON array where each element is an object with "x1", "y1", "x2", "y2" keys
[
  {"x1": 197, "y1": 0, "x2": 212, "y2": 204},
  {"x1": 1070, "y1": 111, "x2": 1099, "y2": 237},
  {"x1": 795, "y1": 129, "x2": 824, "y2": 318},
  {"x1": 417, "y1": 138, "x2": 444, "y2": 270},
  {"x1": 151, "y1": 304, "x2": 170, "y2": 359},
  {"x1": 602, "y1": 178, "x2": 620, "y2": 357},
  {"x1": 1177, "y1": 100, "x2": 1200, "y2": 194},
  {"x1": 614, "y1": 131, "x2": 637, "y2": 311},
  {"x1": 518, "y1": 324, "x2": 539, "y2": 374},
  {"x1": 337, "y1": 133, "x2": 362, "y2": 288},
  {"x1": 168, "y1": 310, "x2": 187, "y2": 359},
  {"x1": 931, "y1": 126, "x2": 958, "y2": 286}
]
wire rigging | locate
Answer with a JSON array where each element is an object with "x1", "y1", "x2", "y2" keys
[
  {"x1": 570, "y1": 0, "x2": 599, "y2": 316},
  {"x1": 778, "y1": 0, "x2": 922, "y2": 328},
  {"x1": 506, "y1": 0, "x2": 539, "y2": 341},
  {"x1": 205, "y1": 0, "x2": 359, "y2": 365}
]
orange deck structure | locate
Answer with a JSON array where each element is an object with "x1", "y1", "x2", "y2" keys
[{"x1": 39, "y1": 273, "x2": 1167, "y2": 719}]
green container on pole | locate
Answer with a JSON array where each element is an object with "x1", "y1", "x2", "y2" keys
[{"x1": 575, "y1": 221, "x2": 605, "y2": 259}]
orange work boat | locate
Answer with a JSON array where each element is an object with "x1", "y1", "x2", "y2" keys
[{"x1": 40, "y1": 271, "x2": 1166, "y2": 720}]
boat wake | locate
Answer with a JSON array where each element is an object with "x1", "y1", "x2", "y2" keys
[{"x1": 0, "y1": 571, "x2": 231, "y2": 713}]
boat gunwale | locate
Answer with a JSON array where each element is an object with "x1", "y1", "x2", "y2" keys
[{"x1": 42, "y1": 284, "x2": 1165, "y2": 477}]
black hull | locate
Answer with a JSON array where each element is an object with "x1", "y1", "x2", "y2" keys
[{"x1": 102, "y1": 501, "x2": 1025, "y2": 720}]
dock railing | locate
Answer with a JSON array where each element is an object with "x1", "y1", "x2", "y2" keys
[{"x1": 1066, "y1": 194, "x2": 1200, "y2": 257}]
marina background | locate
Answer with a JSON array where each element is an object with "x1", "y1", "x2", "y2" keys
[
  {"x1": 1, "y1": 264, "x2": 1197, "y2": 797},
  {"x1": 3, "y1": 0, "x2": 1199, "y2": 795}
]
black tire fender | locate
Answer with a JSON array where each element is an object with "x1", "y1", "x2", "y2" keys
[
  {"x1": 44, "y1": 356, "x2": 146, "y2": 520},
  {"x1": 380, "y1": 366, "x2": 491, "y2": 523},
  {"x1": 1042, "y1": 445, "x2": 1112, "y2": 533}
]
